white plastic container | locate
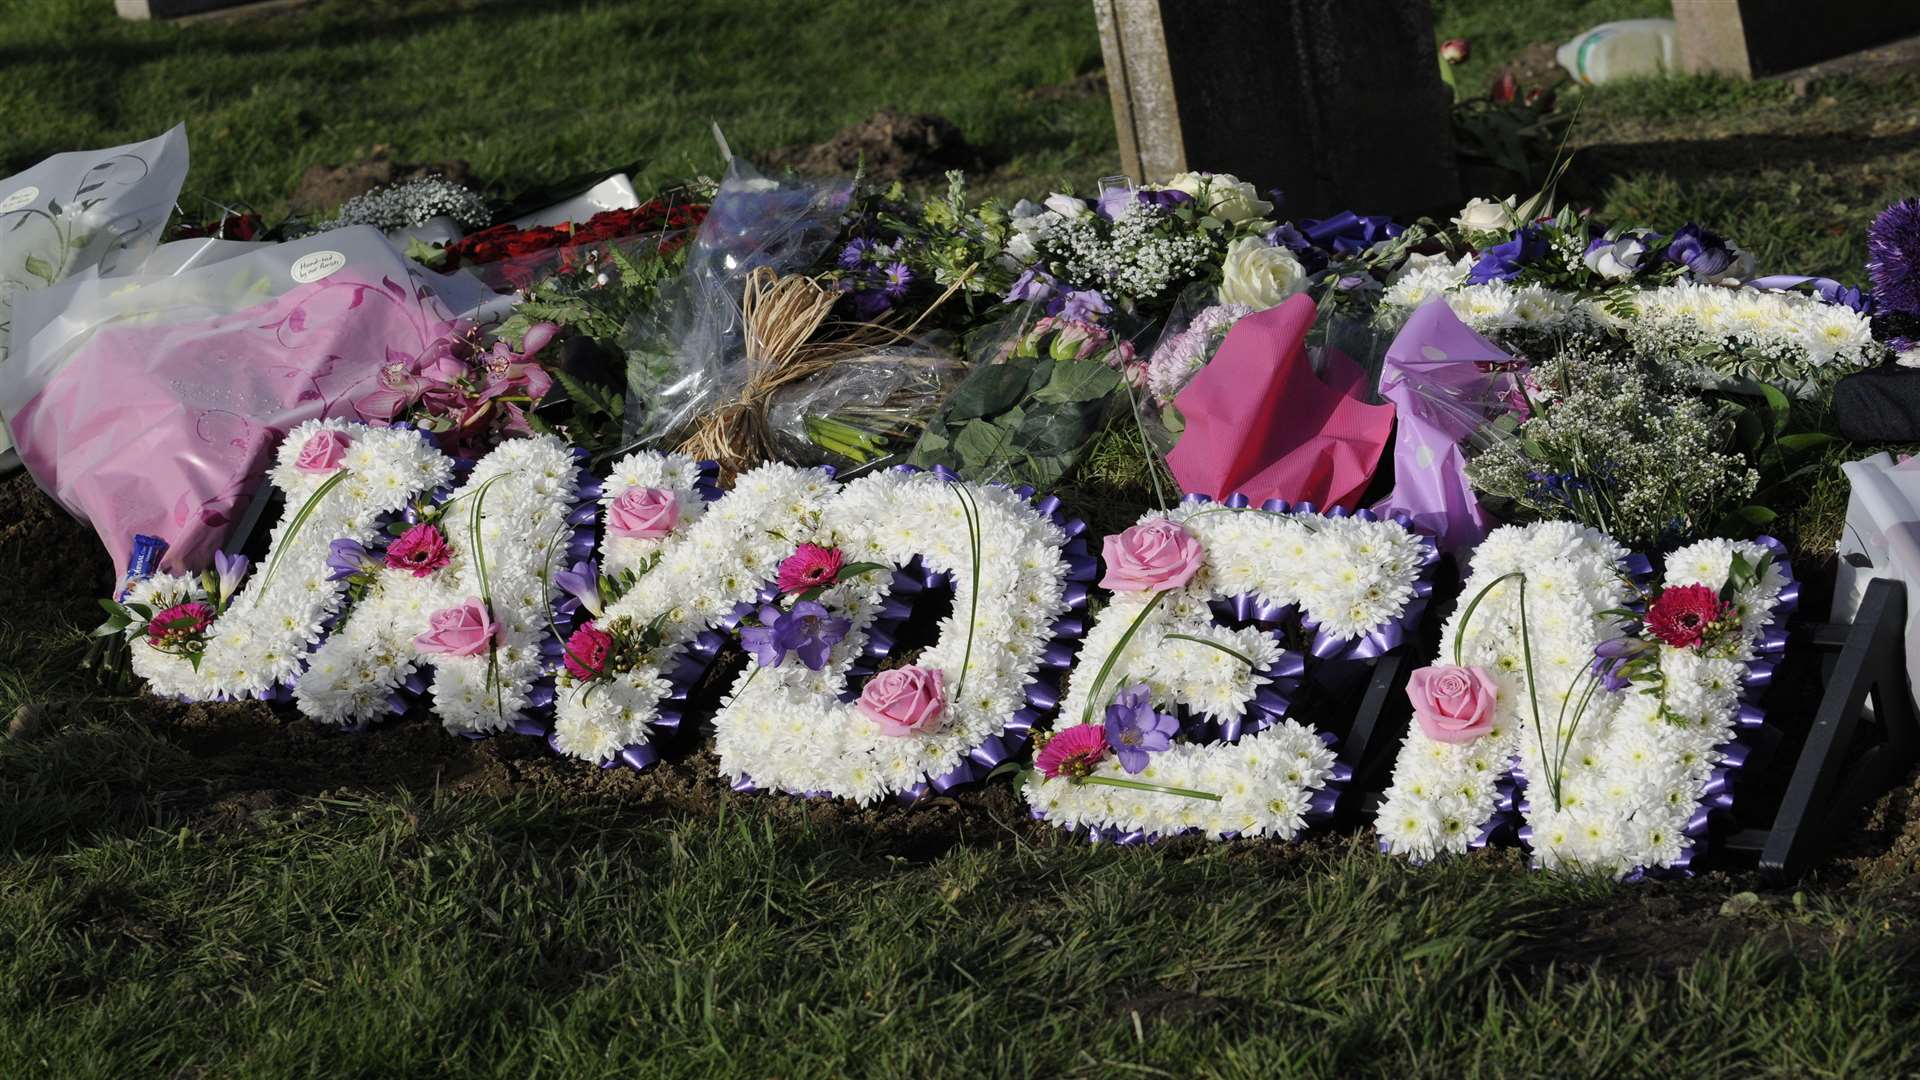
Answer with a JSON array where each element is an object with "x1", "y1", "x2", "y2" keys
[
  {"x1": 509, "y1": 173, "x2": 641, "y2": 230},
  {"x1": 1833, "y1": 452, "x2": 1920, "y2": 717},
  {"x1": 1556, "y1": 19, "x2": 1679, "y2": 85}
]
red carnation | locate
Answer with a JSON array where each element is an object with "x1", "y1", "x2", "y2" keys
[
  {"x1": 1645, "y1": 584, "x2": 1731, "y2": 650},
  {"x1": 563, "y1": 621, "x2": 615, "y2": 680}
]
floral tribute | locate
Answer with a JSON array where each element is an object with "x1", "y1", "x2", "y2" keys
[
  {"x1": 292, "y1": 434, "x2": 591, "y2": 735},
  {"x1": 1025, "y1": 494, "x2": 1437, "y2": 842},
  {"x1": 710, "y1": 465, "x2": 1094, "y2": 803},
  {"x1": 103, "y1": 420, "x2": 453, "y2": 702},
  {"x1": 541, "y1": 449, "x2": 721, "y2": 768},
  {"x1": 1376, "y1": 522, "x2": 1794, "y2": 876}
]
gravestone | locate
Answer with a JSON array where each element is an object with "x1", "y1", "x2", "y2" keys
[
  {"x1": 1093, "y1": 0, "x2": 1459, "y2": 219},
  {"x1": 1673, "y1": 0, "x2": 1920, "y2": 79}
]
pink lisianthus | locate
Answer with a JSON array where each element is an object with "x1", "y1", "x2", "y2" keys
[
  {"x1": 562, "y1": 621, "x2": 615, "y2": 681},
  {"x1": 1036, "y1": 724, "x2": 1111, "y2": 780},
  {"x1": 777, "y1": 543, "x2": 844, "y2": 595},
  {"x1": 1098, "y1": 518, "x2": 1205, "y2": 592},
  {"x1": 147, "y1": 601, "x2": 214, "y2": 649},
  {"x1": 607, "y1": 486, "x2": 680, "y2": 540},
  {"x1": 294, "y1": 429, "x2": 350, "y2": 473},
  {"x1": 1406, "y1": 664, "x2": 1499, "y2": 744},
  {"x1": 414, "y1": 597, "x2": 498, "y2": 657},
  {"x1": 385, "y1": 523, "x2": 453, "y2": 577},
  {"x1": 858, "y1": 666, "x2": 947, "y2": 736}
]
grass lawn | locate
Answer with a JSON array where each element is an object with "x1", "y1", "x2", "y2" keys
[{"x1": 6, "y1": 1, "x2": 1920, "y2": 1076}]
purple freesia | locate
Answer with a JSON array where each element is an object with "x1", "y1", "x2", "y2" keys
[
  {"x1": 739, "y1": 604, "x2": 788, "y2": 668},
  {"x1": 325, "y1": 539, "x2": 375, "y2": 582},
  {"x1": 1590, "y1": 637, "x2": 1648, "y2": 692},
  {"x1": 777, "y1": 600, "x2": 851, "y2": 671},
  {"x1": 553, "y1": 559, "x2": 603, "y2": 619},
  {"x1": 1467, "y1": 226, "x2": 1547, "y2": 284},
  {"x1": 212, "y1": 549, "x2": 250, "y2": 601},
  {"x1": 1102, "y1": 683, "x2": 1178, "y2": 774},
  {"x1": 740, "y1": 601, "x2": 851, "y2": 671}
]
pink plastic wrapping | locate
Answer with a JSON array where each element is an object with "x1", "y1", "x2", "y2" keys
[
  {"x1": 1165, "y1": 294, "x2": 1394, "y2": 510},
  {"x1": 3, "y1": 227, "x2": 498, "y2": 575}
]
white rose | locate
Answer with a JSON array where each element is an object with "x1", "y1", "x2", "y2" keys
[
  {"x1": 1043, "y1": 193, "x2": 1090, "y2": 218},
  {"x1": 1217, "y1": 236, "x2": 1307, "y2": 309},
  {"x1": 1452, "y1": 196, "x2": 1516, "y2": 235},
  {"x1": 1159, "y1": 171, "x2": 1274, "y2": 223}
]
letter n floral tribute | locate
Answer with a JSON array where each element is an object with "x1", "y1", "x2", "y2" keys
[
  {"x1": 1025, "y1": 494, "x2": 1437, "y2": 841},
  {"x1": 1376, "y1": 522, "x2": 1794, "y2": 875}
]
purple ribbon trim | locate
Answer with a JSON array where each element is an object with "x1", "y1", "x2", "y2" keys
[{"x1": 1659, "y1": 536, "x2": 1795, "y2": 880}]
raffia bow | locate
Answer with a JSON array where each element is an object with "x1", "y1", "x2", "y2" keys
[{"x1": 675, "y1": 263, "x2": 973, "y2": 481}]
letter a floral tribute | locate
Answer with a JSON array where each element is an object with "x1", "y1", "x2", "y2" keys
[{"x1": 1026, "y1": 494, "x2": 1437, "y2": 841}]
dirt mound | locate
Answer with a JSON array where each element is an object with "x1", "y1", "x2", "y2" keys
[
  {"x1": 764, "y1": 108, "x2": 980, "y2": 182},
  {"x1": 0, "y1": 471, "x2": 114, "y2": 599},
  {"x1": 288, "y1": 148, "x2": 478, "y2": 215}
]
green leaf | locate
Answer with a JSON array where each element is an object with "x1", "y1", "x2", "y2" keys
[
  {"x1": 1032, "y1": 360, "x2": 1122, "y2": 405},
  {"x1": 1775, "y1": 432, "x2": 1837, "y2": 453},
  {"x1": 1735, "y1": 505, "x2": 1777, "y2": 525},
  {"x1": 953, "y1": 418, "x2": 1015, "y2": 470},
  {"x1": 21, "y1": 254, "x2": 54, "y2": 284},
  {"x1": 1757, "y1": 382, "x2": 1792, "y2": 436},
  {"x1": 1015, "y1": 407, "x2": 1096, "y2": 455},
  {"x1": 944, "y1": 363, "x2": 1033, "y2": 422}
]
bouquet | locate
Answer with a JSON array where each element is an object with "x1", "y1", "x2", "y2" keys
[
  {"x1": 907, "y1": 309, "x2": 1144, "y2": 487},
  {"x1": 1465, "y1": 339, "x2": 1761, "y2": 548}
]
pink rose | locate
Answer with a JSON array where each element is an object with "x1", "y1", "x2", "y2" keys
[
  {"x1": 414, "y1": 597, "x2": 499, "y2": 657},
  {"x1": 857, "y1": 665, "x2": 947, "y2": 737},
  {"x1": 295, "y1": 429, "x2": 350, "y2": 473},
  {"x1": 607, "y1": 486, "x2": 679, "y2": 540},
  {"x1": 1406, "y1": 664, "x2": 1499, "y2": 744},
  {"x1": 1098, "y1": 519, "x2": 1205, "y2": 592}
]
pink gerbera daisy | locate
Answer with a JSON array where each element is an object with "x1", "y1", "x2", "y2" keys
[
  {"x1": 1035, "y1": 724, "x2": 1111, "y2": 780},
  {"x1": 776, "y1": 543, "x2": 844, "y2": 595}
]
